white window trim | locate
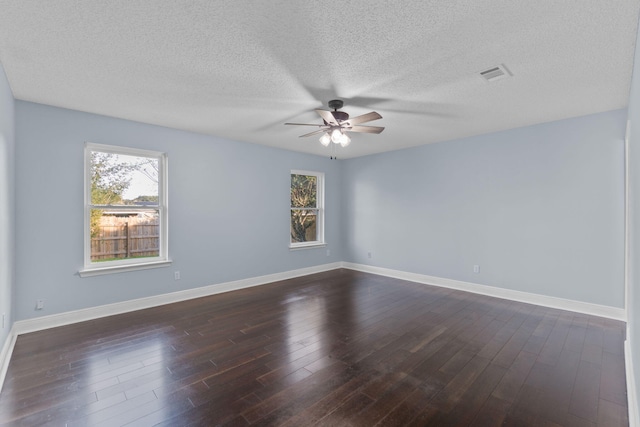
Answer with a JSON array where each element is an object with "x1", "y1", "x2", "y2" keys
[
  {"x1": 290, "y1": 169, "x2": 325, "y2": 249},
  {"x1": 79, "y1": 142, "x2": 171, "y2": 277}
]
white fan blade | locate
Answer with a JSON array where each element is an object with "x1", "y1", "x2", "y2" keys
[
  {"x1": 348, "y1": 125, "x2": 385, "y2": 134},
  {"x1": 299, "y1": 129, "x2": 327, "y2": 137},
  {"x1": 345, "y1": 112, "x2": 382, "y2": 126},
  {"x1": 315, "y1": 109, "x2": 339, "y2": 125}
]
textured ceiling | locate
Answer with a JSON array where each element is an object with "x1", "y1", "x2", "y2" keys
[{"x1": 0, "y1": 1, "x2": 638, "y2": 158}]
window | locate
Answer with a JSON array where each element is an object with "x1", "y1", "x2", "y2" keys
[
  {"x1": 290, "y1": 170, "x2": 324, "y2": 248},
  {"x1": 80, "y1": 143, "x2": 169, "y2": 276}
]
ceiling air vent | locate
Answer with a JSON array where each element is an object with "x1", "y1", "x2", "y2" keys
[{"x1": 479, "y1": 64, "x2": 511, "y2": 82}]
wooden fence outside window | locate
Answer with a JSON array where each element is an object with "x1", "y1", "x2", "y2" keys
[{"x1": 91, "y1": 217, "x2": 159, "y2": 261}]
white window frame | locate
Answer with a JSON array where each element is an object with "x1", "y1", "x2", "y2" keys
[
  {"x1": 290, "y1": 169, "x2": 325, "y2": 249},
  {"x1": 79, "y1": 143, "x2": 170, "y2": 277}
]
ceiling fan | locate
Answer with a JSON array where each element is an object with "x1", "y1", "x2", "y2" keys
[{"x1": 285, "y1": 99, "x2": 384, "y2": 148}]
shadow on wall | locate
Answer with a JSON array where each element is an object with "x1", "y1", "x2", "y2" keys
[{"x1": 0, "y1": 134, "x2": 12, "y2": 336}]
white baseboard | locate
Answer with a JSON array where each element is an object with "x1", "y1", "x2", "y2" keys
[
  {"x1": 12, "y1": 262, "x2": 342, "y2": 336},
  {"x1": 626, "y1": 336, "x2": 639, "y2": 427},
  {"x1": 342, "y1": 263, "x2": 626, "y2": 321},
  {"x1": 11, "y1": 261, "x2": 626, "y2": 336},
  {"x1": 0, "y1": 327, "x2": 17, "y2": 394},
  {"x1": 2, "y1": 261, "x2": 627, "y2": 396}
]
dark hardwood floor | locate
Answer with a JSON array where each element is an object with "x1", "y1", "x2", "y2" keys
[{"x1": 0, "y1": 269, "x2": 629, "y2": 426}]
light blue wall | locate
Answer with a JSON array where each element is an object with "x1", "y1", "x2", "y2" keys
[
  {"x1": 342, "y1": 110, "x2": 626, "y2": 307},
  {"x1": 14, "y1": 101, "x2": 342, "y2": 320},
  {"x1": 0, "y1": 62, "x2": 15, "y2": 348},
  {"x1": 626, "y1": 13, "x2": 640, "y2": 417},
  {"x1": 9, "y1": 91, "x2": 629, "y2": 320}
]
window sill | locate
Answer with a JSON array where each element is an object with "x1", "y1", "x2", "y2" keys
[
  {"x1": 78, "y1": 259, "x2": 173, "y2": 277},
  {"x1": 289, "y1": 242, "x2": 327, "y2": 251}
]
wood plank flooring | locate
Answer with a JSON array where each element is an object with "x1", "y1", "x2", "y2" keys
[{"x1": 0, "y1": 269, "x2": 629, "y2": 426}]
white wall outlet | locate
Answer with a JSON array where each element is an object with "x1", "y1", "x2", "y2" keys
[
  {"x1": 36, "y1": 299, "x2": 44, "y2": 310},
  {"x1": 174, "y1": 271, "x2": 181, "y2": 280},
  {"x1": 2, "y1": 313, "x2": 5, "y2": 329},
  {"x1": 473, "y1": 265, "x2": 480, "y2": 273},
  {"x1": 326, "y1": 249, "x2": 331, "y2": 257},
  {"x1": 367, "y1": 252, "x2": 372, "y2": 259}
]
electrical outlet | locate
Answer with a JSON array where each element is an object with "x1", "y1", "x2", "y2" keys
[
  {"x1": 174, "y1": 271, "x2": 181, "y2": 280},
  {"x1": 36, "y1": 299, "x2": 44, "y2": 310},
  {"x1": 473, "y1": 265, "x2": 480, "y2": 273},
  {"x1": 2, "y1": 313, "x2": 5, "y2": 329},
  {"x1": 326, "y1": 249, "x2": 331, "y2": 257},
  {"x1": 367, "y1": 252, "x2": 372, "y2": 259}
]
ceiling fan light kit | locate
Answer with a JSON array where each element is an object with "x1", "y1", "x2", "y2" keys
[
  {"x1": 319, "y1": 133, "x2": 331, "y2": 146},
  {"x1": 330, "y1": 128, "x2": 351, "y2": 147},
  {"x1": 285, "y1": 99, "x2": 383, "y2": 152}
]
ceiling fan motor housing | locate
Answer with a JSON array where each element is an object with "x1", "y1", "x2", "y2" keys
[
  {"x1": 325, "y1": 110, "x2": 349, "y2": 125},
  {"x1": 324, "y1": 100, "x2": 349, "y2": 125}
]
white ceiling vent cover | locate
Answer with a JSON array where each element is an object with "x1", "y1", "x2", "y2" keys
[{"x1": 480, "y1": 64, "x2": 512, "y2": 82}]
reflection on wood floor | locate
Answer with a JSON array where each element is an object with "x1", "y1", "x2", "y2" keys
[{"x1": 0, "y1": 269, "x2": 629, "y2": 426}]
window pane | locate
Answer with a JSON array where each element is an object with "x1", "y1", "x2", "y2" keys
[
  {"x1": 291, "y1": 174, "x2": 317, "y2": 208},
  {"x1": 291, "y1": 209, "x2": 317, "y2": 243},
  {"x1": 91, "y1": 151, "x2": 159, "y2": 206},
  {"x1": 90, "y1": 209, "x2": 159, "y2": 262}
]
